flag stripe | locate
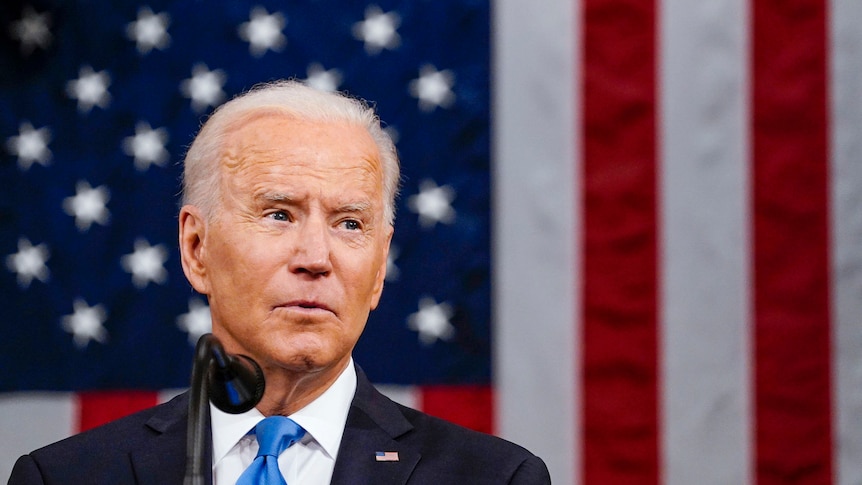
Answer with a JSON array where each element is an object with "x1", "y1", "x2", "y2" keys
[
  {"x1": 829, "y1": 0, "x2": 862, "y2": 483},
  {"x1": 659, "y1": 0, "x2": 752, "y2": 484},
  {"x1": 582, "y1": 0, "x2": 659, "y2": 483},
  {"x1": 420, "y1": 385, "x2": 493, "y2": 435},
  {"x1": 492, "y1": 0, "x2": 580, "y2": 483},
  {"x1": 0, "y1": 393, "x2": 75, "y2": 480},
  {"x1": 76, "y1": 390, "x2": 159, "y2": 433},
  {"x1": 752, "y1": 0, "x2": 833, "y2": 482}
]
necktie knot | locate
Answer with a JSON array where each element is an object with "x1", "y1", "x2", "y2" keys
[
  {"x1": 254, "y1": 416, "x2": 306, "y2": 457},
  {"x1": 236, "y1": 416, "x2": 306, "y2": 485}
]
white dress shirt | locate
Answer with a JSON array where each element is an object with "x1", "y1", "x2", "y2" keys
[{"x1": 210, "y1": 358, "x2": 357, "y2": 485}]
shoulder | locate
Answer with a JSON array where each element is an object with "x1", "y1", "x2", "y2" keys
[
  {"x1": 351, "y1": 368, "x2": 550, "y2": 484},
  {"x1": 33, "y1": 392, "x2": 185, "y2": 457},
  {"x1": 395, "y1": 404, "x2": 551, "y2": 483},
  {"x1": 8, "y1": 393, "x2": 188, "y2": 484}
]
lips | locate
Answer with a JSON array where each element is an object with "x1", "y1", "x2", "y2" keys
[{"x1": 279, "y1": 300, "x2": 334, "y2": 314}]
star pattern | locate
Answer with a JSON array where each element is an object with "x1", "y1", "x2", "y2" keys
[
  {"x1": 177, "y1": 298, "x2": 212, "y2": 345},
  {"x1": 62, "y1": 181, "x2": 111, "y2": 232},
  {"x1": 304, "y1": 63, "x2": 342, "y2": 92},
  {"x1": 238, "y1": 7, "x2": 287, "y2": 58},
  {"x1": 5, "y1": 238, "x2": 50, "y2": 289},
  {"x1": 66, "y1": 66, "x2": 112, "y2": 113},
  {"x1": 409, "y1": 65, "x2": 456, "y2": 112},
  {"x1": 407, "y1": 296, "x2": 455, "y2": 345},
  {"x1": 62, "y1": 299, "x2": 109, "y2": 349},
  {"x1": 122, "y1": 121, "x2": 170, "y2": 171},
  {"x1": 9, "y1": 6, "x2": 52, "y2": 55},
  {"x1": 352, "y1": 5, "x2": 401, "y2": 55},
  {"x1": 120, "y1": 239, "x2": 169, "y2": 289},
  {"x1": 126, "y1": 6, "x2": 171, "y2": 54},
  {"x1": 180, "y1": 63, "x2": 227, "y2": 112},
  {"x1": 407, "y1": 179, "x2": 457, "y2": 228},
  {"x1": 2, "y1": 2, "x2": 489, "y2": 399},
  {"x1": 6, "y1": 122, "x2": 52, "y2": 170}
]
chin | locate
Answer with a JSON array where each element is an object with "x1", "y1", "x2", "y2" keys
[{"x1": 271, "y1": 340, "x2": 339, "y2": 370}]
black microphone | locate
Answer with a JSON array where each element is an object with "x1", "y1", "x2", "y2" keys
[
  {"x1": 207, "y1": 340, "x2": 265, "y2": 414},
  {"x1": 184, "y1": 333, "x2": 265, "y2": 485}
]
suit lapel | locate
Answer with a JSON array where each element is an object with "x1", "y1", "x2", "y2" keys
[
  {"x1": 128, "y1": 392, "x2": 213, "y2": 485},
  {"x1": 330, "y1": 368, "x2": 420, "y2": 485}
]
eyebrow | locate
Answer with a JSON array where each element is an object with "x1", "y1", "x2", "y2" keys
[
  {"x1": 336, "y1": 202, "x2": 372, "y2": 214},
  {"x1": 258, "y1": 192, "x2": 296, "y2": 203}
]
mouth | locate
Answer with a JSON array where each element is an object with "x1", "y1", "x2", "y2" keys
[{"x1": 278, "y1": 300, "x2": 335, "y2": 315}]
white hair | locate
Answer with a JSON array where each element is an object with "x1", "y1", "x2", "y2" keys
[{"x1": 181, "y1": 80, "x2": 401, "y2": 225}]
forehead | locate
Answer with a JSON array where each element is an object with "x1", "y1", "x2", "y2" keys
[{"x1": 220, "y1": 113, "x2": 383, "y2": 184}]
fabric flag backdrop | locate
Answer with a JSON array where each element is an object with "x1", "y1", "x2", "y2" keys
[
  {"x1": 2, "y1": 1, "x2": 862, "y2": 485},
  {"x1": 0, "y1": 0, "x2": 494, "y2": 480}
]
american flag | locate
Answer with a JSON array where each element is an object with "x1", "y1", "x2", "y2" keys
[
  {"x1": 0, "y1": 0, "x2": 492, "y2": 478},
  {"x1": 375, "y1": 451, "x2": 400, "y2": 462},
  {"x1": 2, "y1": 1, "x2": 862, "y2": 484}
]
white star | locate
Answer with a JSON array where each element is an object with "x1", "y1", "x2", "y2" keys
[
  {"x1": 121, "y1": 238, "x2": 168, "y2": 289},
  {"x1": 180, "y1": 64, "x2": 227, "y2": 113},
  {"x1": 66, "y1": 66, "x2": 111, "y2": 113},
  {"x1": 62, "y1": 298, "x2": 109, "y2": 349},
  {"x1": 407, "y1": 179, "x2": 457, "y2": 229},
  {"x1": 5, "y1": 238, "x2": 50, "y2": 289},
  {"x1": 304, "y1": 63, "x2": 342, "y2": 92},
  {"x1": 62, "y1": 181, "x2": 110, "y2": 232},
  {"x1": 385, "y1": 244, "x2": 400, "y2": 282},
  {"x1": 238, "y1": 7, "x2": 286, "y2": 58},
  {"x1": 122, "y1": 121, "x2": 169, "y2": 171},
  {"x1": 6, "y1": 122, "x2": 52, "y2": 170},
  {"x1": 177, "y1": 298, "x2": 212, "y2": 345},
  {"x1": 408, "y1": 65, "x2": 456, "y2": 112},
  {"x1": 9, "y1": 6, "x2": 52, "y2": 55},
  {"x1": 407, "y1": 296, "x2": 455, "y2": 345},
  {"x1": 352, "y1": 5, "x2": 401, "y2": 55},
  {"x1": 126, "y1": 6, "x2": 171, "y2": 54}
]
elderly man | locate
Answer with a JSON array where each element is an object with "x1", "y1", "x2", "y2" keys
[{"x1": 8, "y1": 81, "x2": 550, "y2": 484}]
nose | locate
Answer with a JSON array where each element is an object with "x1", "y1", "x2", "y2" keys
[{"x1": 288, "y1": 217, "x2": 333, "y2": 277}]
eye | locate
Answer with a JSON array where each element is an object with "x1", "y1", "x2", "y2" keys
[
  {"x1": 341, "y1": 219, "x2": 361, "y2": 231},
  {"x1": 268, "y1": 210, "x2": 290, "y2": 222}
]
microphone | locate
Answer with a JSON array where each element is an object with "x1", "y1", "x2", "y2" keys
[
  {"x1": 184, "y1": 333, "x2": 265, "y2": 485},
  {"x1": 207, "y1": 340, "x2": 266, "y2": 414}
]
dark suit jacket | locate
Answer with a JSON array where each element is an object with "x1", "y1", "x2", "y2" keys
[{"x1": 8, "y1": 367, "x2": 551, "y2": 484}]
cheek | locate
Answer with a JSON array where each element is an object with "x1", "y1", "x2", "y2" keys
[{"x1": 206, "y1": 233, "x2": 269, "y2": 296}]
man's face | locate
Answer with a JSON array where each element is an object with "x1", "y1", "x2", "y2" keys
[{"x1": 184, "y1": 114, "x2": 391, "y2": 377}]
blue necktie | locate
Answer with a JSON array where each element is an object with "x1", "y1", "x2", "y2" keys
[{"x1": 236, "y1": 416, "x2": 306, "y2": 485}]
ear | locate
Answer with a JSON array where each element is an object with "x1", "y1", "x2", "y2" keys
[
  {"x1": 178, "y1": 205, "x2": 211, "y2": 295},
  {"x1": 369, "y1": 226, "x2": 394, "y2": 311}
]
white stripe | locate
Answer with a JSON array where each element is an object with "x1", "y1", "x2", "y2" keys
[
  {"x1": 375, "y1": 384, "x2": 420, "y2": 411},
  {"x1": 492, "y1": 1, "x2": 579, "y2": 484},
  {"x1": 830, "y1": 1, "x2": 862, "y2": 484},
  {"x1": 0, "y1": 392, "x2": 76, "y2": 481},
  {"x1": 659, "y1": 1, "x2": 752, "y2": 484}
]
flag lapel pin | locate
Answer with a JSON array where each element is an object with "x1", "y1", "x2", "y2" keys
[{"x1": 375, "y1": 451, "x2": 399, "y2": 462}]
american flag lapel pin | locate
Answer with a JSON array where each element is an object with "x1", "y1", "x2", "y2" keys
[{"x1": 375, "y1": 451, "x2": 399, "y2": 462}]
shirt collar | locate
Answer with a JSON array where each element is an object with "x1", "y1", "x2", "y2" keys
[{"x1": 210, "y1": 358, "x2": 357, "y2": 465}]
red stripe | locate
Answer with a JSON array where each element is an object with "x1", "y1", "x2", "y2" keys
[
  {"x1": 420, "y1": 385, "x2": 494, "y2": 435},
  {"x1": 76, "y1": 390, "x2": 159, "y2": 433},
  {"x1": 751, "y1": 0, "x2": 833, "y2": 483},
  {"x1": 581, "y1": 0, "x2": 659, "y2": 483}
]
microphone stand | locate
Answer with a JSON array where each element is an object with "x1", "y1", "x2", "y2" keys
[
  {"x1": 184, "y1": 334, "x2": 265, "y2": 485},
  {"x1": 184, "y1": 334, "x2": 214, "y2": 485}
]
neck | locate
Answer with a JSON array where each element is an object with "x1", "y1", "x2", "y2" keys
[{"x1": 255, "y1": 358, "x2": 350, "y2": 416}]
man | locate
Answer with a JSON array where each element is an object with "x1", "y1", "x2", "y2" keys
[{"x1": 8, "y1": 81, "x2": 551, "y2": 484}]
